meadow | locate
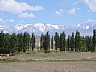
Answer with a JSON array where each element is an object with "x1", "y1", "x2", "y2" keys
[{"x1": 0, "y1": 52, "x2": 96, "y2": 72}]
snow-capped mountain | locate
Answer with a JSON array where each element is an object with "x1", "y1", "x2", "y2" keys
[{"x1": 0, "y1": 22, "x2": 96, "y2": 36}]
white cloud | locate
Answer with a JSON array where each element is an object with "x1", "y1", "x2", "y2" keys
[
  {"x1": 7, "y1": 19, "x2": 15, "y2": 22},
  {"x1": 0, "y1": 0, "x2": 43, "y2": 18},
  {"x1": 0, "y1": 18, "x2": 4, "y2": 22},
  {"x1": 68, "y1": 8, "x2": 76, "y2": 15},
  {"x1": 87, "y1": 18, "x2": 96, "y2": 22},
  {"x1": 0, "y1": 0, "x2": 43, "y2": 14},
  {"x1": 72, "y1": 1, "x2": 79, "y2": 5},
  {"x1": 19, "y1": 12, "x2": 35, "y2": 18},
  {"x1": 0, "y1": 18, "x2": 15, "y2": 23},
  {"x1": 55, "y1": 9, "x2": 63, "y2": 17},
  {"x1": 82, "y1": 0, "x2": 96, "y2": 12}
]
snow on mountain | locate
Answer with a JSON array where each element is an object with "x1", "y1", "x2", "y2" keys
[
  {"x1": 15, "y1": 24, "x2": 32, "y2": 30},
  {"x1": 47, "y1": 24, "x2": 60, "y2": 29},
  {"x1": 0, "y1": 22, "x2": 96, "y2": 36},
  {"x1": 75, "y1": 22, "x2": 95, "y2": 29},
  {"x1": 34, "y1": 23, "x2": 46, "y2": 32}
]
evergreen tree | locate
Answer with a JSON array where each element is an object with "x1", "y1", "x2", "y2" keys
[
  {"x1": 17, "y1": 33, "x2": 23, "y2": 52},
  {"x1": 3, "y1": 33, "x2": 11, "y2": 54},
  {"x1": 59, "y1": 32, "x2": 66, "y2": 51},
  {"x1": 43, "y1": 35, "x2": 48, "y2": 53},
  {"x1": 54, "y1": 32, "x2": 59, "y2": 52},
  {"x1": 51, "y1": 36, "x2": 54, "y2": 49},
  {"x1": 85, "y1": 36, "x2": 93, "y2": 52},
  {"x1": 75, "y1": 30, "x2": 81, "y2": 52},
  {"x1": 0, "y1": 31, "x2": 4, "y2": 54},
  {"x1": 47, "y1": 31, "x2": 50, "y2": 49},
  {"x1": 10, "y1": 33, "x2": 18, "y2": 55},
  {"x1": 30, "y1": 33, "x2": 35, "y2": 51},
  {"x1": 80, "y1": 36, "x2": 86, "y2": 52},
  {"x1": 40, "y1": 33, "x2": 43, "y2": 50},
  {"x1": 70, "y1": 32, "x2": 75, "y2": 51},
  {"x1": 23, "y1": 32, "x2": 30, "y2": 52},
  {"x1": 43, "y1": 31, "x2": 50, "y2": 53},
  {"x1": 89, "y1": 36, "x2": 93, "y2": 52},
  {"x1": 93, "y1": 29, "x2": 96, "y2": 52},
  {"x1": 67, "y1": 35, "x2": 70, "y2": 51}
]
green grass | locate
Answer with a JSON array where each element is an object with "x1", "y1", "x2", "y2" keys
[
  {"x1": 0, "y1": 57, "x2": 96, "y2": 63},
  {"x1": 0, "y1": 58, "x2": 19, "y2": 63},
  {"x1": 0, "y1": 52, "x2": 96, "y2": 63}
]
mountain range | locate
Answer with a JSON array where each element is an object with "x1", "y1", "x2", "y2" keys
[{"x1": 0, "y1": 22, "x2": 96, "y2": 36}]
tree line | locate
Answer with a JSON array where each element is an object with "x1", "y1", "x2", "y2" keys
[
  {"x1": 0, "y1": 29, "x2": 96, "y2": 54},
  {"x1": 40, "y1": 30, "x2": 96, "y2": 53},
  {"x1": 0, "y1": 31, "x2": 35, "y2": 55}
]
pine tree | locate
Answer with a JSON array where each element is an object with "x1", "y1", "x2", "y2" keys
[
  {"x1": 43, "y1": 35, "x2": 48, "y2": 53},
  {"x1": 46, "y1": 31, "x2": 50, "y2": 49},
  {"x1": 0, "y1": 31, "x2": 4, "y2": 54},
  {"x1": 10, "y1": 33, "x2": 18, "y2": 55},
  {"x1": 23, "y1": 32, "x2": 30, "y2": 52},
  {"x1": 93, "y1": 29, "x2": 96, "y2": 52},
  {"x1": 75, "y1": 30, "x2": 81, "y2": 52},
  {"x1": 40, "y1": 33, "x2": 44, "y2": 50},
  {"x1": 17, "y1": 33, "x2": 23, "y2": 52},
  {"x1": 51, "y1": 36, "x2": 54, "y2": 49},
  {"x1": 3, "y1": 33, "x2": 11, "y2": 54},
  {"x1": 85, "y1": 36, "x2": 93, "y2": 52},
  {"x1": 67, "y1": 35, "x2": 70, "y2": 51},
  {"x1": 59, "y1": 32, "x2": 66, "y2": 51},
  {"x1": 54, "y1": 32, "x2": 59, "y2": 52},
  {"x1": 89, "y1": 36, "x2": 93, "y2": 52},
  {"x1": 30, "y1": 33, "x2": 35, "y2": 51},
  {"x1": 43, "y1": 31, "x2": 50, "y2": 53},
  {"x1": 70, "y1": 32, "x2": 75, "y2": 51},
  {"x1": 80, "y1": 36, "x2": 86, "y2": 52}
]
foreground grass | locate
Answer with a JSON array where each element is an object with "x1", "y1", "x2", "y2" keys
[
  {"x1": 0, "y1": 58, "x2": 96, "y2": 63},
  {"x1": 0, "y1": 52, "x2": 96, "y2": 63}
]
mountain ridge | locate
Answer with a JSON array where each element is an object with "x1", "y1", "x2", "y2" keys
[{"x1": 0, "y1": 22, "x2": 96, "y2": 36}]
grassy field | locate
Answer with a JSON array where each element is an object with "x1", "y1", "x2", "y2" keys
[
  {"x1": 0, "y1": 52, "x2": 96, "y2": 62},
  {"x1": 0, "y1": 52, "x2": 96, "y2": 72}
]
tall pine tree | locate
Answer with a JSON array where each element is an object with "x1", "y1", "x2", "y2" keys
[
  {"x1": 43, "y1": 31, "x2": 50, "y2": 53},
  {"x1": 51, "y1": 36, "x2": 54, "y2": 49},
  {"x1": 85, "y1": 36, "x2": 93, "y2": 52},
  {"x1": 59, "y1": 32, "x2": 66, "y2": 51},
  {"x1": 70, "y1": 32, "x2": 75, "y2": 51},
  {"x1": 30, "y1": 33, "x2": 35, "y2": 51},
  {"x1": 10, "y1": 33, "x2": 18, "y2": 55},
  {"x1": 80, "y1": 36, "x2": 86, "y2": 52},
  {"x1": 3, "y1": 33, "x2": 11, "y2": 54},
  {"x1": 54, "y1": 32, "x2": 59, "y2": 52},
  {"x1": 0, "y1": 31, "x2": 4, "y2": 54},
  {"x1": 23, "y1": 32, "x2": 30, "y2": 52},
  {"x1": 40, "y1": 33, "x2": 44, "y2": 50},
  {"x1": 67, "y1": 35, "x2": 70, "y2": 51},
  {"x1": 93, "y1": 29, "x2": 96, "y2": 52},
  {"x1": 17, "y1": 33, "x2": 23, "y2": 52},
  {"x1": 75, "y1": 30, "x2": 81, "y2": 52}
]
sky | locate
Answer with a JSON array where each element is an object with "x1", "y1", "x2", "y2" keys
[{"x1": 0, "y1": 0, "x2": 96, "y2": 26}]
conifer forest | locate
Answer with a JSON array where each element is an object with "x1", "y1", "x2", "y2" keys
[{"x1": 0, "y1": 29, "x2": 96, "y2": 55}]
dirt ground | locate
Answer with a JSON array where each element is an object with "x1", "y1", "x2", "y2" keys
[{"x1": 0, "y1": 62, "x2": 96, "y2": 72}]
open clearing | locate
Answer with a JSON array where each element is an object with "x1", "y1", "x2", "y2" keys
[
  {"x1": 0, "y1": 52, "x2": 96, "y2": 72},
  {"x1": 0, "y1": 62, "x2": 96, "y2": 72},
  {"x1": 7, "y1": 52, "x2": 96, "y2": 61}
]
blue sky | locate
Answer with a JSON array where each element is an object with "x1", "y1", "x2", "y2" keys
[{"x1": 0, "y1": 0, "x2": 96, "y2": 26}]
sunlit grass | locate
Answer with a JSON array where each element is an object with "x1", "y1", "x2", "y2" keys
[{"x1": 0, "y1": 51, "x2": 96, "y2": 63}]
